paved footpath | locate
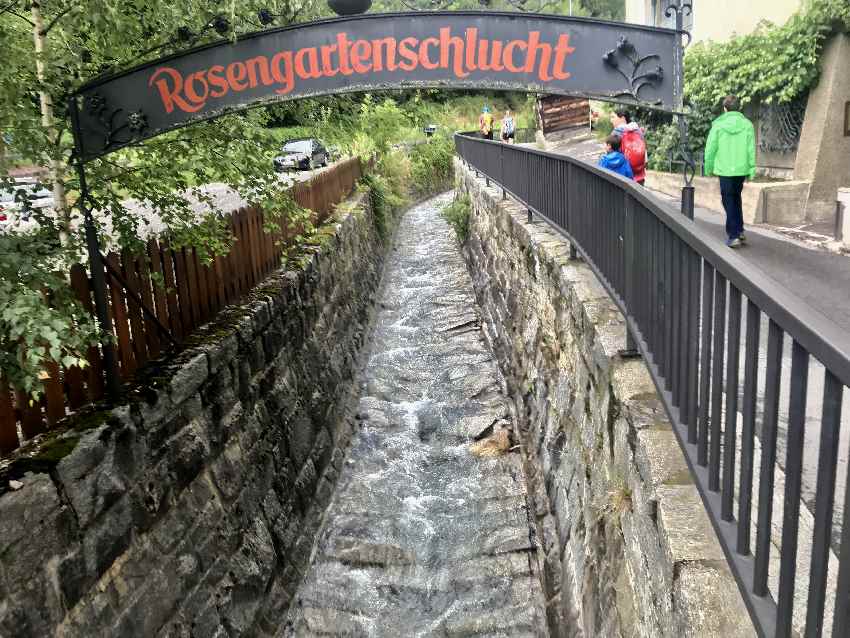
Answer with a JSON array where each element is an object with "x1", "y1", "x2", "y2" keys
[{"x1": 280, "y1": 192, "x2": 548, "y2": 637}]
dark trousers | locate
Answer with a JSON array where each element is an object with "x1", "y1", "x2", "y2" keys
[{"x1": 719, "y1": 176, "x2": 746, "y2": 239}]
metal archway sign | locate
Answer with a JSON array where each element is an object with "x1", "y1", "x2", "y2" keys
[{"x1": 70, "y1": 11, "x2": 681, "y2": 161}]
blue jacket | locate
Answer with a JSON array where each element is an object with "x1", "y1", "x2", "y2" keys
[{"x1": 598, "y1": 151, "x2": 634, "y2": 179}]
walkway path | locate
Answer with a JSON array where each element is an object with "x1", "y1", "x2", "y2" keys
[{"x1": 280, "y1": 193, "x2": 548, "y2": 637}]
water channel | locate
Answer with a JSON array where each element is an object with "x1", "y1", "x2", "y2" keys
[{"x1": 280, "y1": 193, "x2": 548, "y2": 637}]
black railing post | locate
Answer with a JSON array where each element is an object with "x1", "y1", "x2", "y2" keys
[
  {"x1": 451, "y1": 130, "x2": 850, "y2": 637},
  {"x1": 619, "y1": 194, "x2": 640, "y2": 358},
  {"x1": 682, "y1": 184, "x2": 695, "y2": 220}
]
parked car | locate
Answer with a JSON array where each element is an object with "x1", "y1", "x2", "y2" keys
[
  {"x1": 0, "y1": 181, "x2": 53, "y2": 222},
  {"x1": 274, "y1": 138, "x2": 329, "y2": 172}
]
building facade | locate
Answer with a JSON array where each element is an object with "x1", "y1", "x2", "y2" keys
[{"x1": 625, "y1": 0, "x2": 802, "y2": 44}]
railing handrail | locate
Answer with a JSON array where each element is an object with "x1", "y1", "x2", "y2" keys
[
  {"x1": 456, "y1": 131, "x2": 850, "y2": 388},
  {"x1": 456, "y1": 130, "x2": 850, "y2": 637}
]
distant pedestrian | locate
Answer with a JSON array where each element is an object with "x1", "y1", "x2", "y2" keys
[
  {"x1": 598, "y1": 134, "x2": 634, "y2": 180},
  {"x1": 501, "y1": 110, "x2": 515, "y2": 143},
  {"x1": 479, "y1": 106, "x2": 494, "y2": 140},
  {"x1": 610, "y1": 109, "x2": 647, "y2": 185},
  {"x1": 704, "y1": 95, "x2": 756, "y2": 248}
]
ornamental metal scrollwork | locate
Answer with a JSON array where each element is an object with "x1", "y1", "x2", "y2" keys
[
  {"x1": 602, "y1": 36, "x2": 664, "y2": 105},
  {"x1": 83, "y1": 93, "x2": 149, "y2": 154}
]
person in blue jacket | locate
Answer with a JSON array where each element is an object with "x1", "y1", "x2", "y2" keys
[{"x1": 598, "y1": 134, "x2": 634, "y2": 179}]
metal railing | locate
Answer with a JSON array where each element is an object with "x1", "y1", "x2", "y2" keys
[{"x1": 455, "y1": 132, "x2": 850, "y2": 638}]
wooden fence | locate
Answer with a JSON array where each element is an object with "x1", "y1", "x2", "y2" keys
[{"x1": 0, "y1": 157, "x2": 365, "y2": 454}]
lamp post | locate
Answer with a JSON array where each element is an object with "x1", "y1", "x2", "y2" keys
[{"x1": 665, "y1": 0, "x2": 696, "y2": 220}]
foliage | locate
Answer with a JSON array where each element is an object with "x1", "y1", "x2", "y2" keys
[
  {"x1": 649, "y1": 0, "x2": 850, "y2": 168},
  {"x1": 0, "y1": 211, "x2": 100, "y2": 396},
  {"x1": 0, "y1": 0, "x2": 333, "y2": 396},
  {"x1": 0, "y1": 0, "x2": 539, "y2": 396},
  {"x1": 371, "y1": 0, "x2": 623, "y2": 19},
  {"x1": 441, "y1": 194, "x2": 471, "y2": 244},
  {"x1": 409, "y1": 135, "x2": 455, "y2": 196}
]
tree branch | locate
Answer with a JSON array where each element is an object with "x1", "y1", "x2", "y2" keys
[{"x1": 40, "y1": 4, "x2": 74, "y2": 35}]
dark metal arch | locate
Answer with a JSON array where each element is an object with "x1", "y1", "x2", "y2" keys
[{"x1": 69, "y1": 11, "x2": 681, "y2": 162}]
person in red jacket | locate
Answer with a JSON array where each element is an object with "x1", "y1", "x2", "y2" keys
[{"x1": 610, "y1": 109, "x2": 647, "y2": 185}]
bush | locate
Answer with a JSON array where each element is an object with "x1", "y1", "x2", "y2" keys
[
  {"x1": 409, "y1": 135, "x2": 455, "y2": 197},
  {"x1": 639, "y1": 0, "x2": 850, "y2": 171},
  {"x1": 441, "y1": 194, "x2": 471, "y2": 244}
]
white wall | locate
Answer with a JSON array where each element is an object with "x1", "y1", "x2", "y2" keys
[{"x1": 626, "y1": 0, "x2": 802, "y2": 44}]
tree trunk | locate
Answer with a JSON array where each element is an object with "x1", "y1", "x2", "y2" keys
[{"x1": 31, "y1": 1, "x2": 70, "y2": 241}]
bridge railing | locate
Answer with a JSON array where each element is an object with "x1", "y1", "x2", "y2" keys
[{"x1": 455, "y1": 132, "x2": 850, "y2": 638}]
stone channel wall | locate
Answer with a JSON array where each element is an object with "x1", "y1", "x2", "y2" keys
[
  {"x1": 0, "y1": 190, "x2": 395, "y2": 637},
  {"x1": 455, "y1": 159, "x2": 757, "y2": 638}
]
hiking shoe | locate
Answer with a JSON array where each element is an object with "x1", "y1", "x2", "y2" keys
[{"x1": 726, "y1": 237, "x2": 742, "y2": 248}]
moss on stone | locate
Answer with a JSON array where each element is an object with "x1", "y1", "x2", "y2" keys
[{"x1": 32, "y1": 435, "x2": 80, "y2": 463}]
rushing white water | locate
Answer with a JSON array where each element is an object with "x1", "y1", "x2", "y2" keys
[{"x1": 280, "y1": 192, "x2": 548, "y2": 637}]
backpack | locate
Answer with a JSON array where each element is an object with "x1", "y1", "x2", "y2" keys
[{"x1": 620, "y1": 129, "x2": 647, "y2": 180}]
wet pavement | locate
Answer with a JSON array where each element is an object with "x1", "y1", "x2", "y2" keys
[{"x1": 280, "y1": 192, "x2": 548, "y2": 637}]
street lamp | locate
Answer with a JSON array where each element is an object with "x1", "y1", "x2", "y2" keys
[{"x1": 327, "y1": 0, "x2": 373, "y2": 15}]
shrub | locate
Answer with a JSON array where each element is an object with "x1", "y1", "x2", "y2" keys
[
  {"x1": 441, "y1": 194, "x2": 471, "y2": 244},
  {"x1": 409, "y1": 135, "x2": 455, "y2": 197}
]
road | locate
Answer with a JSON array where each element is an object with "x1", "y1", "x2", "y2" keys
[{"x1": 0, "y1": 162, "x2": 334, "y2": 247}]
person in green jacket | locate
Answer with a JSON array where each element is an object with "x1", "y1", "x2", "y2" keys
[{"x1": 704, "y1": 95, "x2": 756, "y2": 248}]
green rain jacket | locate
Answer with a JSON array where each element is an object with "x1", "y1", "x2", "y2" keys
[{"x1": 704, "y1": 111, "x2": 756, "y2": 179}]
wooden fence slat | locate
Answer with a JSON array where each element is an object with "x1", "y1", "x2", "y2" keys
[
  {"x1": 136, "y1": 247, "x2": 161, "y2": 359},
  {"x1": 147, "y1": 239, "x2": 170, "y2": 352},
  {"x1": 173, "y1": 247, "x2": 194, "y2": 334},
  {"x1": 68, "y1": 265, "x2": 100, "y2": 403},
  {"x1": 246, "y1": 210, "x2": 255, "y2": 287},
  {"x1": 106, "y1": 252, "x2": 136, "y2": 378},
  {"x1": 161, "y1": 245, "x2": 183, "y2": 340},
  {"x1": 190, "y1": 248, "x2": 209, "y2": 325},
  {"x1": 16, "y1": 388, "x2": 44, "y2": 439},
  {"x1": 0, "y1": 159, "x2": 365, "y2": 451},
  {"x1": 203, "y1": 257, "x2": 217, "y2": 317},
  {"x1": 250, "y1": 208, "x2": 262, "y2": 285},
  {"x1": 239, "y1": 210, "x2": 251, "y2": 291},
  {"x1": 0, "y1": 376, "x2": 18, "y2": 453},
  {"x1": 226, "y1": 215, "x2": 239, "y2": 302},
  {"x1": 121, "y1": 251, "x2": 149, "y2": 368},
  {"x1": 231, "y1": 211, "x2": 243, "y2": 296},
  {"x1": 43, "y1": 361, "x2": 65, "y2": 426}
]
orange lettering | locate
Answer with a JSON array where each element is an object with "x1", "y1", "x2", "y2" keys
[
  {"x1": 226, "y1": 62, "x2": 248, "y2": 91},
  {"x1": 438, "y1": 27, "x2": 467, "y2": 78},
  {"x1": 398, "y1": 37, "x2": 419, "y2": 71},
  {"x1": 271, "y1": 51, "x2": 295, "y2": 94},
  {"x1": 371, "y1": 37, "x2": 397, "y2": 72},
  {"x1": 553, "y1": 34, "x2": 575, "y2": 80},
  {"x1": 350, "y1": 40, "x2": 372, "y2": 73},
  {"x1": 149, "y1": 67, "x2": 202, "y2": 114},
  {"x1": 294, "y1": 47, "x2": 322, "y2": 79},
  {"x1": 207, "y1": 65, "x2": 228, "y2": 98},
  {"x1": 246, "y1": 56, "x2": 273, "y2": 87},
  {"x1": 321, "y1": 43, "x2": 339, "y2": 76},
  {"x1": 503, "y1": 40, "x2": 527, "y2": 73},
  {"x1": 525, "y1": 32, "x2": 552, "y2": 81},
  {"x1": 184, "y1": 72, "x2": 209, "y2": 105},
  {"x1": 419, "y1": 37, "x2": 439, "y2": 70},
  {"x1": 337, "y1": 33, "x2": 353, "y2": 75}
]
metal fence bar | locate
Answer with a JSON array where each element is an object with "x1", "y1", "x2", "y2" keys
[
  {"x1": 455, "y1": 132, "x2": 850, "y2": 638},
  {"x1": 738, "y1": 299, "x2": 761, "y2": 555}
]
